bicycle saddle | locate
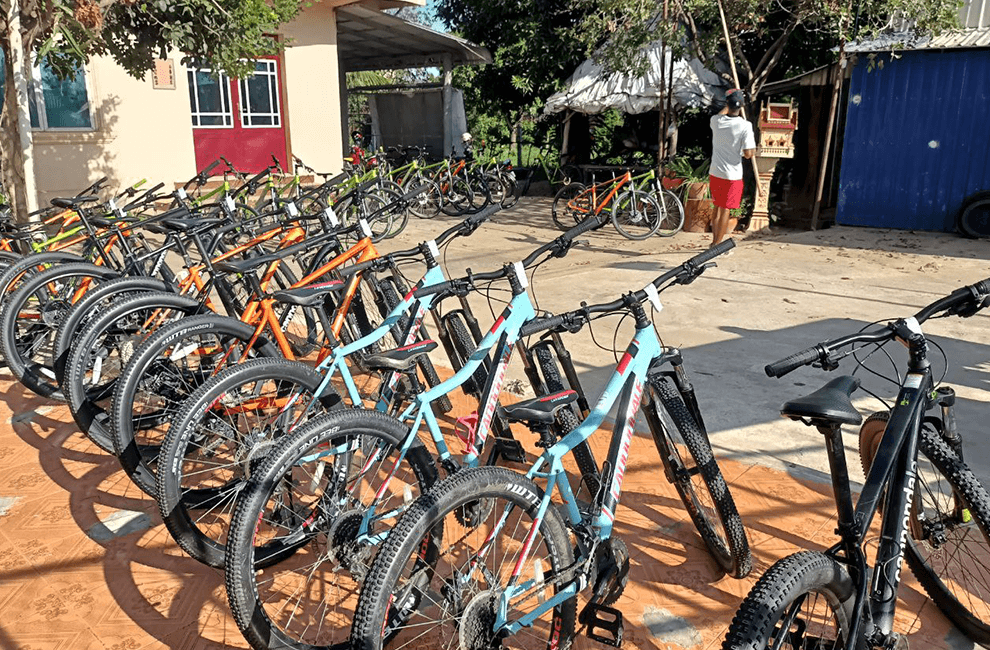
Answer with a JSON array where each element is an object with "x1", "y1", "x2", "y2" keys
[
  {"x1": 214, "y1": 252, "x2": 282, "y2": 275},
  {"x1": 271, "y1": 280, "x2": 346, "y2": 307},
  {"x1": 780, "y1": 375, "x2": 862, "y2": 426},
  {"x1": 498, "y1": 389, "x2": 578, "y2": 425},
  {"x1": 51, "y1": 196, "x2": 99, "y2": 209},
  {"x1": 363, "y1": 340, "x2": 438, "y2": 372},
  {"x1": 159, "y1": 216, "x2": 222, "y2": 233}
]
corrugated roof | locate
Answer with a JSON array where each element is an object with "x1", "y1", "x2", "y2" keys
[{"x1": 846, "y1": 26, "x2": 990, "y2": 52}]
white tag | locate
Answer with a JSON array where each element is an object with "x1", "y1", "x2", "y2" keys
[
  {"x1": 224, "y1": 195, "x2": 236, "y2": 212},
  {"x1": 169, "y1": 343, "x2": 199, "y2": 361},
  {"x1": 904, "y1": 373, "x2": 924, "y2": 389},
  {"x1": 644, "y1": 283, "x2": 663, "y2": 313},
  {"x1": 324, "y1": 206, "x2": 340, "y2": 227},
  {"x1": 177, "y1": 188, "x2": 187, "y2": 200},
  {"x1": 286, "y1": 202, "x2": 299, "y2": 217},
  {"x1": 513, "y1": 261, "x2": 528, "y2": 288},
  {"x1": 108, "y1": 198, "x2": 117, "y2": 212},
  {"x1": 359, "y1": 218, "x2": 372, "y2": 238},
  {"x1": 426, "y1": 239, "x2": 439, "y2": 257}
]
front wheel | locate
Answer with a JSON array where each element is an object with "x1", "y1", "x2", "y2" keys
[
  {"x1": 721, "y1": 550, "x2": 854, "y2": 650},
  {"x1": 654, "y1": 189, "x2": 686, "y2": 237},
  {"x1": 646, "y1": 376, "x2": 751, "y2": 577},
  {"x1": 350, "y1": 466, "x2": 576, "y2": 650},
  {"x1": 860, "y1": 412, "x2": 990, "y2": 643},
  {"x1": 611, "y1": 190, "x2": 663, "y2": 240}
]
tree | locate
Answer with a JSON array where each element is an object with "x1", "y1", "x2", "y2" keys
[
  {"x1": 1, "y1": 0, "x2": 301, "y2": 220},
  {"x1": 435, "y1": 0, "x2": 592, "y2": 140},
  {"x1": 574, "y1": 0, "x2": 960, "y2": 101}
]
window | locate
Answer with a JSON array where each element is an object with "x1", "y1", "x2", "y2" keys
[
  {"x1": 188, "y1": 68, "x2": 232, "y2": 128},
  {"x1": 0, "y1": 51, "x2": 93, "y2": 131},
  {"x1": 239, "y1": 60, "x2": 281, "y2": 128}
]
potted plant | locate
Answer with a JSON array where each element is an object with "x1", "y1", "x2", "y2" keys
[{"x1": 666, "y1": 156, "x2": 713, "y2": 232}]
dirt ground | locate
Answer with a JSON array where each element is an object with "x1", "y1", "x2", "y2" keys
[{"x1": 0, "y1": 196, "x2": 988, "y2": 649}]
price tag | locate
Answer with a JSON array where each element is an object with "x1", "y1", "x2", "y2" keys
[
  {"x1": 224, "y1": 195, "x2": 236, "y2": 212},
  {"x1": 108, "y1": 198, "x2": 125, "y2": 218},
  {"x1": 512, "y1": 261, "x2": 529, "y2": 289},
  {"x1": 323, "y1": 206, "x2": 340, "y2": 227},
  {"x1": 426, "y1": 239, "x2": 440, "y2": 257},
  {"x1": 359, "y1": 218, "x2": 373, "y2": 238},
  {"x1": 177, "y1": 188, "x2": 187, "y2": 200},
  {"x1": 644, "y1": 283, "x2": 664, "y2": 313},
  {"x1": 286, "y1": 201, "x2": 299, "y2": 217}
]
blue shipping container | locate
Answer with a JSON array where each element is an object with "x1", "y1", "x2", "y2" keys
[{"x1": 836, "y1": 49, "x2": 990, "y2": 232}]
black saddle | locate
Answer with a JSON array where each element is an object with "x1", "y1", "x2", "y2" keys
[
  {"x1": 214, "y1": 252, "x2": 282, "y2": 275},
  {"x1": 781, "y1": 375, "x2": 862, "y2": 426},
  {"x1": 363, "y1": 340, "x2": 438, "y2": 372},
  {"x1": 51, "y1": 196, "x2": 100, "y2": 209},
  {"x1": 159, "y1": 216, "x2": 223, "y2": 234},
  {"x1": 272, "y1": 280, "x2": 347, "y2": 307},
  {"x1": 499, "y1": 389, "x2": 578, "y2": 425}
]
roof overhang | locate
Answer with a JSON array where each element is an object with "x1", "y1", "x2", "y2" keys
[
  {"x1": 336, "y1": 5, "x2": 491, "y2": 72},
  {"x1": 844, "y1": 26, "x2": 990, "y2": 52}
]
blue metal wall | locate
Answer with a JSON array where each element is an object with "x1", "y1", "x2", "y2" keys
[{"x1": 836, "y1": 49, "x2": 990, "y2": 231}]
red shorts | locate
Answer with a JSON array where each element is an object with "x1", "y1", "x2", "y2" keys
[{"x1": 709, "y1": 175, "x2": 744, "y2": 209}]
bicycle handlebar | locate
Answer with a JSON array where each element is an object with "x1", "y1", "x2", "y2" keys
[
  {"x1": 765, "y1": 277, "x2": 990, "y2": 378},
  {"x1": 519, "y1": 239, "x2": 735, "y2": 337}
]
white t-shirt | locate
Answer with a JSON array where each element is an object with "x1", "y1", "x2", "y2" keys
[{"x1": 710, "y1": 114, "x2": 756, "y2": 181}]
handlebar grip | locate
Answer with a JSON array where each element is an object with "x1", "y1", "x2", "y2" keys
[
  {"x1": 202, "y1": 160, "x2": 220, "y2": 176},
  {"x1": 413, "y1": 281, "x2": 454, "y2": 299},
  {"x1": 765, "y1": 345, "x2": 822, "y2": 378},
  {"x1": 467, "y1": 203, "x2": 502, "y2": 225},
  {"x1": 975, "y1": 277, "x2": 990, "y2": 295},
  {"x1": 338, "y1": 259, "x2": 379, "y2": 277},
  {"x1": 569, "y1": 214, "x2": 605, "y2": 238},
  {"x1": 520, "y1": 314, "x2": 566, "y2": 338},
  {"x1": 691, "y1": 238, "x2": 735, "y2": 266}
]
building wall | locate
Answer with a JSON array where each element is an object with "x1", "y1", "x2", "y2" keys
[
  {"x1": 836, "y1": 49, "x2": 990, "y2": 232},
  {"x1": 34, "y1": 54, "x2": 196, "y2": 203}
]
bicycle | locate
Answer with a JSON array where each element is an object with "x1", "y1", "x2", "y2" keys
[
  {"x1": 722, "y1": 278, "x2": 990, "y2": 649},
  {"x1": 347, "y1": 240, "x2": 750, "y2": 650}
]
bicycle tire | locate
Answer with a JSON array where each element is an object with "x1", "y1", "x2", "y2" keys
[
  {"x1": 442, "y1": 311, "x2": 487, "y2": 396},
  {"x1": 533, "y1": 343, "x2": 602, "y2": 498},
  {"x1": 157, "y1": 357, "x2": 343, "y2": 568},
  {"x1": 654, "y1": 189, "x2": 686, "y2": 237},
  {"x1": 551, "y1": 183, "x2": 587, "y2": 231},
  {"x1": 111, "y1": 314, "x2": 281, "y2": 497},
  {"x1": 612, "y1": 189, "x2": 663, "y2": 240},
  {"x1": 225, "y1": 409, "x2": 438, "y2": 650},
  {"x1": 0, "y1": 251, "x2": 87, "y2": 316},
  {"x1": 406, "y1": 176, "x2": 442, "y2": 219},
  {"x1": 484, "y1": 172, "x2": 508, "y2": 206},
  {"x1": 859, "y1": 411, "x2": 990, "y2": 642},
  {"x1": 440, "y1": 176, "x2": 472, "y2": 216},
  {"x1": 721, "y1": 550, "x2": 854, "y2": 650},
  {"x1": 500, "y1": 170, "x2": 520, "y2": 209},
  {"x1": 647, "y1": 375, "x2": 752, "y2": 577},
  {"x1": 0, "y1": 262, "x2": 120, "y2": 400},
  {"x1": 350, "y1": 466, "x2": 576, "y2": 650},
  {"x1": 63, "y1": 291, "x2": 204, "y2": 452},
  {"x1": 956, "y1": 192, "x2": 990, "y2": 239},
  {"x1": 53, "y1": 276, "x2": 169, "y2": 385}
]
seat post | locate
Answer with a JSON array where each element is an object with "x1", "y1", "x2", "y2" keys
[{"x1": 818, "y1": 423, "x2": 858, "y2": 543}]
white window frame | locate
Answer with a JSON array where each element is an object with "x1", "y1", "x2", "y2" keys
[
  {"x1": 238, "y1": 59, "x2": 281, "y2": 129},
  {"x1": 29, "y1": 61, "x2": 94, "y2": 132},
  {"x1": 189, "y1": 67, "x2": 233, "y2": 129}
]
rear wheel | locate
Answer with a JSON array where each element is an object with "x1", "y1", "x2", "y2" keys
[
  {"x1": 957, "y1": 192, "x2": 990, "y2": 239},
  {"x1": 646, "y1": 376, "x2": 751, "y2": 577},
  {"x1": 722, "y1": 550, "x2": 854, "y2": 650},
  {"x1": 654, "y1": 189, "x2": 686, "y2": 237},
  {"x1": 225, "y1": 409, "x2": 438, "y2": 650},
  {"x1": 611, "y1": 189, "x2": 662, "y2": 240},
  {"x1": 551, "y1": 183, "x2": 588, "y2": 231},
  {"x1": 859, "y1": 412, "x2": 990, "y2": 642}
]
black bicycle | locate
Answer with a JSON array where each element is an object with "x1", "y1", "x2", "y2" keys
[{"x1": 723, "y1": 278, "x2": 990, "y2": 649}]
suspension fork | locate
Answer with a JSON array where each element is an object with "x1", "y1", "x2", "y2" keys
[{"x1": 649, "y1": 347, "x2": 708, "y2": 434}]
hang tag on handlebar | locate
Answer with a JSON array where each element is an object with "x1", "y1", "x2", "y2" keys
[
  {"x1": 644, "y1": 283, "x2": 663, "y2": 313},
  {"x1": 359, "y1": 218, "x2": 373, "y2": 238},
  {"x1": 108, "y1": 198, "x2": 125, "y2": 219},
  {"x1": 427, "y1": 239, "x2": 440, "y2": 257},
  {"x1": 324, "y1": 206, "x2": 340, "y2": 227},
  {"x1": 224, "y1": 195, "x2": 236, "y2": 212},
  {"x1": 177, "y1": 188, "x2": 188, "y2": 200},
  {"x1": 286, "y1": 201, "x2": 299, "y2": 217},
  {"x1": 513, "y1": 261, "x2": 529, "y2": 289}
]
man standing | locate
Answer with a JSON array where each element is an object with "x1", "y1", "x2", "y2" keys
[{"x1": 709, "y1": 88, "x2": 756, "y2": 246}]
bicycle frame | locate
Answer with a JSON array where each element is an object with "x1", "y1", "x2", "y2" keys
[
  {"x1": 821, "y1": 364, "x2": 932, "y2": 649},
  {"x1": 567, "y1": 172, "x2": 631, "y2": 218}
]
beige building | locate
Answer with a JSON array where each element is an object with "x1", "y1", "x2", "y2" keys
[{"x1": 17, "y1": 0, "x2": 488, "y2": 204}]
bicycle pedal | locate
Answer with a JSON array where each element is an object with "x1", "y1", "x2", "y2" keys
[
  {"x1": 494, "y1": 438, "x2": 527, "y2": 463},
  {"x1": 581, "y1": 603, "x2": 623, "y2": 647}
]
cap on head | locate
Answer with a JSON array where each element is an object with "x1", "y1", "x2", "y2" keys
[
  {"x1": 461, "y1": 132, "x2": 473, "y2": 143},
  {"x1": 726, "y1": 89, "x2": 745, "y2": 110}
]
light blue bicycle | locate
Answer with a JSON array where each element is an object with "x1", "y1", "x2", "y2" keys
[{"x1": 349, "y1": 239, "x2": 751, "y2": 650}]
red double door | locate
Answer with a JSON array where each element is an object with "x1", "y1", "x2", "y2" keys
[{"x1": 188, "y1": 57, "x2": 288, "y2": 174}]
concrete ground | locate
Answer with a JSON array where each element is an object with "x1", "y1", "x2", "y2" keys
[{"x1": 0, "y1": 196, "x2": 987, "y2": 649}]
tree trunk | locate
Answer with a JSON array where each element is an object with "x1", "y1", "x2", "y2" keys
[{"x1": 0, "y1": 39, "x2": 28, "y2": 222}]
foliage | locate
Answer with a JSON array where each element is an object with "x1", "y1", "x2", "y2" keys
[{"x1": 666, "y1": 148, "x2": 710, "y2": 182}]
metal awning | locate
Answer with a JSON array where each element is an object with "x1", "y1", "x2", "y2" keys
[{"x1": 336, "y1": 5, "x2": 491, "y2": 71}]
